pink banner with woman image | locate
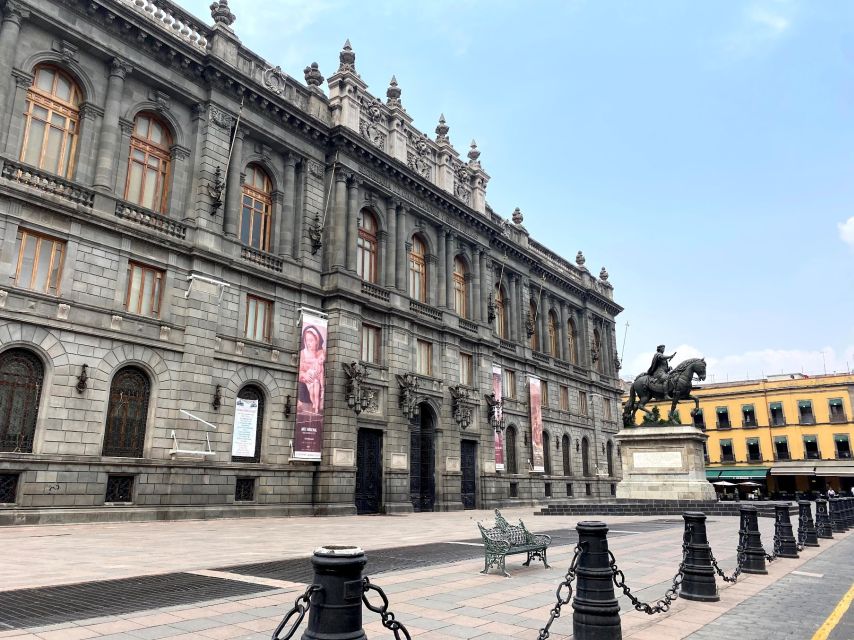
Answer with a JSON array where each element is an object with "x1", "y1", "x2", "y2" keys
[
  {"x1": 294, "y1": 311, "x2": 327, "y2": 460},
  {"x1": 529, "y1": 377, "x2": 544, "y2": 473},
  {"x1": 492, "y1": 365, "x2": 504, "y2": 471}
]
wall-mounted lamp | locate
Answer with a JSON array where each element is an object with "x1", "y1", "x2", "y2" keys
[
  {"x1": 601, "y1": 442, "x2": 606, "y2": 455},
  {"x1": 555, "y1": 437, "x2": 560, "y2": 451},
  {"x1": 284, "y1": 395, "x2": 292, "y2": 418},
  {"x1": 575, "y1": 438, "x2": 580, "y2": 453},
  {"x1": 309, "y1": 213, "x2": 323, "y2": 255},
  {"x1": 212, "y1": 384, "x2": 222, "y2": 410},
  {"x1": 75, "y1": 364, "x2": 88, "y2": 393}
]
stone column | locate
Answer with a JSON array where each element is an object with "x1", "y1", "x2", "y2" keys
[
  {"x1": 385, "y1": 199, "x2": 397, "y2": 288},
  {"x1": 558, "y1": 301, "x2": 568, "y2": 361},
  {"x1": 278, "y1": 152, "x2": 297, "y2": 258},
  {"x1": 345, "y1": 178, "x2": 359, "y2": 272},
  {"x1": 479, "y1": 250, "x2": 488, "y2": 323},
  {"x1": 427, "y1": 255, "x2": 438, "y2": 305},
  {"x1": 223, "y1": 126, "x2": 245, "y2": 238},
  {"x1": 395, "y1": 207, "x2": 407, "y2": 290},
  {"x1": 0, "y1": 3, "x2": 28, "y2": 146},
  {"x1": 168, "y1": 145, "x2": 191, "y2": 217},
  {"x1": 437, "y1": 226, "x2": 447, "y2": 308},
  {"x1": 472, "y1": 248, "x2": 482, "y2": 322},
  {"x1": 378, "y1": 231, "x2": 388, "y2": 286},
  {"x1": 93, "y1": 58, "x2": 133, "y2": 193},
  {"x1": 330, "y1": 172, "x2": 348, "y2": 269},
  {"x1": 2, "y1": 70, "x2": 30, "y2": 155},
  {"x1": 445, "y1": 232, "x2": 454, "y2": 309},
  {"x1": 539, "y1": 294, "x2": 549, "y2": 352},
  {"x1": 508, "y1": 275, "x2": 518, "y2": 341}
]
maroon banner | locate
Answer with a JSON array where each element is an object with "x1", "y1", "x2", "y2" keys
[
  {"x1": 294, "y1": 311, "x2": 327, "y2": 460},
  {"x1": 529, "y1": 377, "x2": 544, "y2": 472},
  {"x1": 492, "y1": 365, "x2": 504, "y2": 471}
]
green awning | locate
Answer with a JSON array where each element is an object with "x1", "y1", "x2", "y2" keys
[
  {"x1": 773, "y1": 436, "x2": 788, "y2": 444},
  {"x1": 798, "y1": 400, "x2": 812, "y2": 409},
  {"x1": 804, "y1": 436, "x2": 817, "y2": 443},
  {"x1": 769, "y1": 402, "x2": 783, "y2": 410},
  {"x1": 716, "y1": 407, "x2": 728, "y2": 414},
  {"x1": 829, "y1": 398, "x2": 843, "y2": 407},
  {"x1": 746, "y1": 438, "x2": 760, "y2": 445},
  {"x1": 742, "y1": 404, "x2": 754, "y2": 411},
  {"x1": 706, "y1": 466, "x2": 769, "y2": 480},
  {"x1": 834, "y1": 436, "x2": 849, "y2": 443}
]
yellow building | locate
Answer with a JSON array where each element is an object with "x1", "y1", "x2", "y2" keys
[{"x1": 629, "y1": 372, "x2": 854, "y2": 498}]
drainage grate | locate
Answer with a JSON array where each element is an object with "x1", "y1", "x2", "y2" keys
[{"x1": 0, "y1": 572, "x2": 276, "y2": 630}]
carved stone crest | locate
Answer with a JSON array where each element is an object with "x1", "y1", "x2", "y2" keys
[
  {"x1": 448, "y1": 384, "x2": 473, "y2": 430},
  {"x1": 396, "y1": 373, "x2": 420, "y2": 420},
  {"x1": 308, "y1": 160, "x2": 324, "y2": 179},
  {"x1": 359, "y1": 99, "x2": 386, "y2": 150},
  {"x1": 343, "y1": 361, "x2": 373, "y2": 415},
  {"x1": 209, "y1": 105, "x2": 233, "y2": 129},
  {"x1": 406, "y1": 133, "x2": 431, "y2": 178},
  {"x1": 263, "y1": 65, "x2": 287, "y2": 96}
]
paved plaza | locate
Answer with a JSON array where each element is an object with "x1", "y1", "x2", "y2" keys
[{"x1": 0, "y1": 509, "x2": 850, "y2": 640}]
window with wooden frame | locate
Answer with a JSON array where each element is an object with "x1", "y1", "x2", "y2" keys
[
  {"x1": 360, "y1": 324, "x2": 381, "y2": 364},
  {"x1": 459, "y1": 352, "x2": 473, "y2": 386},
  {"x1": 452, "y1": 257, "x2": 467, "y2": 318},
  {"x1": 20, "y1": 65, "x2": 80, "y2": 178},
  {"x1": 547, "y1": 310, "x2": 559, "y2": 355},
  {"x1": 124, "y1": 113, "x2": 172, "y2": 213},
  {"x1": 603, "y1": 399, "x2": 613, "y2": 421},
  {"x1": 495, "y1": 284, "x2": 507, "y2": 338},
  {"x1": 503, "y1": 369, "x2": 516, "y2": 399},
  {"x1": 559, "y1": 385, "x2": 569, "y2": 411},
  {"x1": 578, "y1": 390, "x2": 588, "y2": 415},
  {"x1": 14, "y1": 229, "x2": 65, "y2": 295},
  {"x1": 416, "y1": 339, "x2": 432, "y2": 376},
  {"x1": 408, "y1": 236, "x2": 427, "y2": 302},
  {"x1": 244, "y1": 295, "x2": 272, "y2": 343},
  {"x1": 357, "y1": 209, "x2": 379, "y2": 283},
  {"x1": 240, "y1": 164, "x2": 273, "y2": 251},
  {"x1": 124, "y1": 262, "x2": 164, "y2": 318},
  {"x1": 541, "y1": 381, "x2": 549, "y2": 407}
]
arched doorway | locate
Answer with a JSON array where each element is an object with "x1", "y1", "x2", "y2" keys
[
  {"x1": 356, "y1": 428, "x2": 383, "y2": 514},
  {"x1": 103, "y1": 366, "x2": 151, "y2": 458},
  {"x1": 232, "y1": 384, "x2": 265, "y2": 463},
  {"x1": 410, "y1": 402, "x2": 436, "y2": 512},
  {"x1": 0, "y1": 348, "x2": 44, "y2": 453}
]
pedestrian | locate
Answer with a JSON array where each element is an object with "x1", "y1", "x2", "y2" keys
[
  {"x1": 850, "y1": 486, "x2": 854, "y2": 497},
  {"x1": 827, "y1": 487, "x2": 836, "y2": 499}
]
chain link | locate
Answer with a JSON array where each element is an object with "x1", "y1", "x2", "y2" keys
[
  {"x1": 709, "y1": 529, "x2": 745, "y2": 583},
  {"x1": 363, "y1": 576, "x2": 411, "y2": 640},
  {"x1": 796, "y1": 512, "x2": 808, "y2": 551},
  {"x1": 537, "y1": 543, "x2": 583, "y2": 640},
  {"x1": 271, "y1": 584, "x2": 321, "y2": 640}
]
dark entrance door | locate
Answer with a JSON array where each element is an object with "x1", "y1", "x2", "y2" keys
[
  {"x1": 355, "y1": 428, "x2": 383, "y2": 514},
  {"x1": 410, "y1": 405, "x2": 435, "y2": 512},
  {"x1": 461, "y1": 440, "x2": 477, "y2": 509}
]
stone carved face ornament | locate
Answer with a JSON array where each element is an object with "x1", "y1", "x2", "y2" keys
[
  {"x1": 407, "y1": 134, "x2": 431, "y2": 178},
  {"x1": 359, "y1": 100, "x2": 386, "y2": 150}
]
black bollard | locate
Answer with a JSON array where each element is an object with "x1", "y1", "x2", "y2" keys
[
  {"x1": 773, "y1": 505, "x2": 799, "y2": 558},
  {"x1": 797, "y1": 501, "x2": 819, "y2": 547},
  {"x1": 572, "y1": 521, "x2": 622, "y2": 640},
  {"x1": 815, "y1": 499, "x2": 834, "y2": 539},
  {"x1": 680, "y1": 512, "x2": 720, "y2": 602},
  {"x1": 830, "y1": 498, "x2": 848, "y2": 533},
  {"x1": 739, "y1": 506, "x2": 767, "y2": 574},
  {"x1": 303, "y1": 545, "x2": 368, "y2": 640}
]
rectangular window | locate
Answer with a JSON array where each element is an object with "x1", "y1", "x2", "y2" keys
[
  {"x1": 603, "y1": 399, "x2": 612, "y2": 421},
  {"x1": 360, "y1": 324, "x2": 381, "y2": 364},
  {"x1": 503, "y1": 369, "x2": 516, "y2": 399},
  {"x1": 559, "y1": 385, "x2": 569, "y2": 411},
  {"x1": 702, "y1": 442, "x2": 709, "y2": 463},
  {"x1": 803, "y1": 436, "x2": 820, "y2": 460},
  {"x1": 774, "y1": 436, "x2": 790, "y2": 460},
  {"x1": 541, "y1": 381, "x2": 549, "y2": 407},
  {"x1": 716, "y1": 407, "x2": 731, "y2": 429},
  {"x1": 585, "y1": 482, "x2": 592, "y2": 496},
  {"x1": 105, "y1": 475, "x2": 134, "y2": 503},
  {"x1": 834, "y1": 435, "x2": 851, "y2": 459},
  {"x1": 769, "y1": 401, "x2": 785, "y2": 426},
  {"x1": 566, "y1": 483, "x2": 573, "y2": 497},
  {"x1": 125, "y1": 262, "x2": 164, "y2": 318},
  {"x1": 829, "y1": 399, "x2": 846, "y2": 423},
  {"x1": 416, "y1": 339, "x2": 432, "y2": 376},
  {"x1": 14, "y1": 229, "x2": 65, "y2": 295},
  {"x1": 719, "y1": 439, "x2": 735, "y2": 463},
  {"x1": 742, "y1": 404, "x2": 757, "y2": 427},
  {"x1": 245, "y1": 295, "x2": 272, "y2": 343},
  {"x1": 0, "y1": 473, "x2": 19, "y2": 504},
  {"x1": 509, "y1": 482, "x2": 519, "y2": 498},
  {"x1": 798, "y1": 400, "x2": 815, "y2": 425},
  {"x1": 746, "y1": 437, "x2": 762, "y2": 462},
  {"x1": 578, "y1": 391, "x2": 588, "y2": 416},
  {"x1": 459, "y1": 352, "x2": 473, "y2": 386},
  {"x1": 544, "y1": 482, "x2": 552, "y2": 498},
  {"x1": 693, "y1": 408, "x2": 706, "y2": 429},
  {"x1": 235, "y1": 477, "x2": 256, "y2": 501}
]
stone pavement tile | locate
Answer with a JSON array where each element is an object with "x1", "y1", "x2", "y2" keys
[
  {"x1": 443, "y1": 614, "x2": 491, "y2": 627},
  {"x1": 196, "y1": 626, "x2": 253, "y2": 640},
  {"x1": 168, "y1": 618, "x2": 223, "y2": 632},
  {"x1": 124, "y1": 613, "x2": 186, "y2": 627},
  {"x1": 126, "y1": 625, "x2": 186, "y2": 640},
  {"x1": 35, "y1": 629, "x2": 97, "y2": 640},
  {"x1": 390, "y1": 617, "x2": 451, "y2": 631},
  {"x1": 204, "y1": 612, "x2": 259, "y2": 625},
  {"x1": 232, "y1": 617, "x2": 281, "y2": 633},
  {"x1": 0, "y1": 635, "x2": 40, "y2": 640}
]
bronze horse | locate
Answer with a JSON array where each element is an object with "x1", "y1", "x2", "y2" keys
[{"x1": 623, "y1": 357, "x2": 707, "y2": 426}]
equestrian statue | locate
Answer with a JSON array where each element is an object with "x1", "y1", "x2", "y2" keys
[{"x1": 622, "y1": 344, "x2": 707, "y2": 427}]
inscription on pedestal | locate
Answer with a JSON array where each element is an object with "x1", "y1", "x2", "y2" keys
[{"x1": 632, "y1": 450, "x2": 683, "y2": 469}]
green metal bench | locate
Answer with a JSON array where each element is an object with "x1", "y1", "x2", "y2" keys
[{"x1": 477, "y1": 508, "x2": 552, "y2": 577}]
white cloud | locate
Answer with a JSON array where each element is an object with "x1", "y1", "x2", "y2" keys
[
  {"x1": 839, "y1": 216, "x2": 854, "y2": 248},
  {"x1": 723, "y1": 0, "x2": 797, "y2": 58}
]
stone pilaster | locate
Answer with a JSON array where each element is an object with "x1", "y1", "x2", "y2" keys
[
  {"x1": 345, "y1": 177, "x2": 359, "y2": 272},
  {"x1": 395, "y1": 206, "x2": 406, "y2": 290},
  {"x1": 279, "y1": 152, "x2": 297, "y2": 258},
  {"x1": 472, "y1": 247, "x2": 482, "y2": 322},
  {"x1": 437, "y1": 225, "x2": 447, "y2": 308},
  {"x1": 92, "y1": 58, "x2": 132, "y2": 193},
  {"x1": 0, "y1": 2, "x2": 28, "y2": 141},
  {"x1": 444, "y1": 231, "x2": 454, "y2": 309},
  {"x1": 223, "y1": 126, "x2": 245, "y2": 238},
  {"x1": 385, "y1": 198, "x2": 397, "y2": 288},
  {"x1": 329, "y1": 171, "x2": 348, "y2": 269},
  {"x1": 558, "y1": 301, "x2": 568, "y2": 361},
  {"x1": 508, "y1": 275, "x2": 518, "y2": 341}
]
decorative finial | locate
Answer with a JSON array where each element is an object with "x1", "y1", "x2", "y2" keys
[
  {"x1": 209, "y1": 0, "x2": 236, "y2": 27},
  {"x1": 511, "y1": 207, "x2": 523, "y2": 225},
  {"x1": 599, "y1": 266, "x2": 609, "y2": 282},
  {"x1": 575, "y1": 251, "x2": 586, "y2": 268},
  {"x1": 304, "y1": 62, "x2": 324, "y2": 89},
  {"x1": 467, "y1": 139, "x2": 480, "y2": 163},
  {"x1": 386, "y1": 75, "x2": 401, "y2": 107},
  {"x1": 435, "y1": 113, "x2": 449, "y2": 143},
  {"x1": 338, "y1": 38, "x2": 356, "y2": 73}
]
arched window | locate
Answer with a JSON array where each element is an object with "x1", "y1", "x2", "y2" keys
[
  {"x1": 103, "y1": 366, "x2": 151, "y2": 458},
  {"x1": 0, "y1": 348, "x2": 44, "y2": 453},
  {"x1": 547, "y1": 310, "x2": 559, "y2": 356},
  {"x1": 593, "y1": 328, "x2": 603, "y2": 372},
  {"x1": 529, "y1": 301, "x2": 539, "y2": 350},
  {"x1": 125, "y1": 113, "x2": 172, "y2": 213},
  {"x1": 562, "y1": 435, "x2": 571, "y2": 476},
  {"x1": 20, "y1": 65, "x2": 81, "y2": 178},
  {"x1": 607, "y1": 441, "x2": 614, "y2": 477},
  {"x1": 581, "y1": 437, "x2": 590, "y2": 477},
  {"x1": 453, "y1": 257, "x2": 467, "y2": 317},
  {"x1": 356, "y1": 209, "x2": 378, "y2": 283},
  {"x1": 506, "y1": 426, "x2": 517, "y2": 474},
  {"x1": 232, "y1": 384, "x2": 265, "y2": 463},
  {"x1": 240, "y1": 164, "x2": 273, "y2": 251},
  {"x1": 543, "y1": 431, "x2": 552, "y2": 475},
  {"x1": 408, "y1": 235, "x2": 427, "y2": 302},
  {"x1": 567, "y1": 318, "x2": 578, "y2": 365},
  {"x1": 495, "y1": 284, "x2": 508, "y2": 339}
]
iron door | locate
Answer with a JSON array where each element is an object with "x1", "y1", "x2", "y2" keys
[
  {"x1": 410, "y1": 409, "x2": 435, "y2": 512},
  {"x1": 355, "y1": 428, "x2": 383, "y2": 514},
  {"x1": 461, "y1": 440, "x2": 477, "y2": 509}
]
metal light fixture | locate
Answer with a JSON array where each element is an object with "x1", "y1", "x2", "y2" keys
[
  {"x1": 212, "y1": 384, "x2": 222, "y2": 410},
  {"x1": 75, "y1": 364, "x2": 88, "y2": 393},
  {"x1": 343, "y1": 362, "x2": 373, "y2": 416},
  {"x1": 284, "y1": 395, "x2": 292, "y2": 418},
  {"x1": 575, "y1": 438, "x2": 580, "y2": 453}
]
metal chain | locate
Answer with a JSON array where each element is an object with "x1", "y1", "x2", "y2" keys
[
  {"x1": 271, "y1": 584, "x2": 321, "y2": 640},
  {"x1": 363, "y1": 576, "x2": 412, "y2": 640},
  {"x1": 608, "y1": 524, "x2": 691, "y2": 615},
  {"x1": 796, "y1": 513, "x2": 808, "y2": 551},
  {"x1": 710, "y1": 530, "x2": 745, "y2": 583},
  {"x1": 766, "y1": 530, "x2": 780, "y2": 562},
  {"x1": 537, "y1": 543, "x2": 583, "y2": 640}
]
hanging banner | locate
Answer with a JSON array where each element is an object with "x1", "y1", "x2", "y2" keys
[
  {"x1": 529, "y1": 376, "x2": 544, "y2": 473},
  {"x1": 231, "y1": 398, "x2": 258, "y2": 457},
  {"x1": 492, "y1": 365, "x2": 504, "y2": 471},
  {"x1": 294, "y1": 310, "x2": 328, "y2": 460}
]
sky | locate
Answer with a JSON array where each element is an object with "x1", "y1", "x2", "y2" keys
[{"x1": 184, "y1": 0, "x2": 854, "y2": 383}]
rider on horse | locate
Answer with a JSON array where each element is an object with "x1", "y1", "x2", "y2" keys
[{"x1": 647, "y1": 345, "x2": 676, "y2": 396}]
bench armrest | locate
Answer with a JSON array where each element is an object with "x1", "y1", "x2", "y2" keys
[{"x1": 529, "y1": 533, "x2": 551, "y2": 546}]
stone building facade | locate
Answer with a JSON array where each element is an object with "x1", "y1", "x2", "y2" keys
[{"x1": 0, "y1": 0, "x2": 624, "y2": 524}]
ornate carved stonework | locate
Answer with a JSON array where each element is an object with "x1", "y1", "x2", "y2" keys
[
  {"x1": 449, "y1": 384, "x2": 474, "y2": 429},
  {"x1": 511, "y1": 207, "x2": 523, "y2": 225},
  {"x1": 52, "y1": 39, "x2": 78, "y2": 63},
  {"x1": 109, "y1": 58, "x2": 133, "y2": 79},
  {"x1": 435, "y1": 113, "x2": 449, "y2": 144},
  {"x1": 359, "y1": 99, "x2": 386, "y2": 150},
  {"x1": 397, "y1": 373, "x2": 420, "y2": 420},
  {"x1": 454, "y1": 165, "x2": 472, "y2": 204},
  {"x1": 386, "y1": 75, "x2": 401, "y2": 108},
  {"x1": 304, "y1": 62, "x2": 324, "y2": 89},
  {"x1": 263, "y1": 65, "x2": 287, "y2": 96},
  {"x1": 575, "y1": 250, "x2": 587, "y2": 269},
  {"x1": 210, "y1": 0, "x2": 236, "y2": 27},
  {"x1": 362, "y1": 386, "x2": 380, "y2": 414},
  {"x1": 208, "y1": 105, "x2": 233, "y2": 129},
  {"x1": 406, "y1": 132, "x2": 430, "y2": 179},
  {"x1": 338, "y1": 39, "x2": 356, "y2": 73},
  {"x1": 308, "y1": 161, "x2": 324, "y2": 179},
  {"x1": 599, "y1": 266, "x2": 609, "y2": 282}
]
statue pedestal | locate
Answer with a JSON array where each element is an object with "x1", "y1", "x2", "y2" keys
[{"x1": 615, "y1": 425, "x2": 716, "y2": 501}]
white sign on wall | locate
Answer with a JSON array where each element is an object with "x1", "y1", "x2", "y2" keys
[{"x1": 231, "y1": 398, "x2": 259, "y2": 457}]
